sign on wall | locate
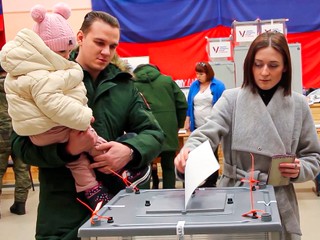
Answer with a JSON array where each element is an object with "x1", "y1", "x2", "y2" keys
[
  {"x1": 234, "y1": 25, "x2": 259, "y2": 43},
  {"x1": 208, "y1": 41, "x2": 232, "y2": 59}
]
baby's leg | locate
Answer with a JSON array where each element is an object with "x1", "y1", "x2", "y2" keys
[
  {"x1": 66, "y1": 154, "x2": 113, "y2": 209},
  {"x1": 31, "y1": 126, "x2": 98, "y2": 191},
  {"x1": 30, "y1": 126, "x2": 71, "y2": 146},
  {"x1": 89, "y1": 136, "x2": 108, "y2": 157},
  {"x1": 66, "y1": 154, "x2": 98, "y2": 192},
  {"x1": 31, "y1": 127, "x2": 112, "y2": 209}
]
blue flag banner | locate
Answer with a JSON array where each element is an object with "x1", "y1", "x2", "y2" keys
[{"x1": 92, "y1": 0, "x2": 320, "y2": 88}]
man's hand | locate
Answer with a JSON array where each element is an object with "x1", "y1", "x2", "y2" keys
[{"x1": 90, "y1": 141, "x2": 132, "y2": 174}]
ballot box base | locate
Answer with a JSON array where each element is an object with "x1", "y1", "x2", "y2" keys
[{"x1": 78, "y1": 186, "x2": 282, "y2": 240}]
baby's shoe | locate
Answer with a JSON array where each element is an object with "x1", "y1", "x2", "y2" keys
[
  {"x1": 84, "y1": 183, "x2": 113, "y2": 210},
  {"x1": 122, "y1": 165, "x2": 151, "y2": 188}
]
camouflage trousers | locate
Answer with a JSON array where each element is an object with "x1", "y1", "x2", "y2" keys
[{"x1": 0, "y1": 149, "x2": 31, "y2": 202}]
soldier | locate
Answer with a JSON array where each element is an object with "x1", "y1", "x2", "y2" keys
[{"x1": 0, "y1": 66, "x2": 31, "y2": 217}]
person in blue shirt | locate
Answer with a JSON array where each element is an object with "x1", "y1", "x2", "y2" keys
[{"x1": 184, "y1": 62, "x2": 225, "y2": 187}]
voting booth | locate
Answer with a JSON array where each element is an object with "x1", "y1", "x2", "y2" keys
[
  {"x1": 234, "y1": 43, "x2": 303, "y2": 92},
  {"x1": 230, "y1": 18, "x2": 303, "y2": 93},
  {"x1": 206, "y1": 37, "x2": 236, "y2": 89},
  {"x1": 206, "y1": 19, "x2": 292, "y2": 90},
  {"x1": 206, "y1": 37, "x2": 233, "y2": 62},
  {"x1": 78, "y1": 186, "x2": 282, "y2": 240},
  {"x1": 231, "y1": 18, "x2": 288, "y2": 46},
  {"x1": 209, "y1": 61, "x2": 235, "y2": 89}
]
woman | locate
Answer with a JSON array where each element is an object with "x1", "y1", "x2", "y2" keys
[
  {"x1": 184, "y1": 62, "x2": 225, "y2": 187},
  {"x1": 175, "y1": 31, "x2": 320, "y2": 239}
]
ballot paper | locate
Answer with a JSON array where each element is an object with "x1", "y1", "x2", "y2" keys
[{"x1": 184, "y1": 140, "x2": 220, "y2": 209}]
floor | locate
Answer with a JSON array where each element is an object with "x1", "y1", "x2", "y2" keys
[{"x1": 0, "y1": 180, "x2": 319, "y2": 240}]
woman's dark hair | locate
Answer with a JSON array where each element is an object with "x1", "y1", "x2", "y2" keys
[
  {"x1": 80, "y1": 11, "x2": 120, "y2": 35},
  {"x1": 195, "y1": 62, "x2": 215, "y2": 82},
  {"x1": 242, "y1": 31, "x2": 292, "y2": 96}
]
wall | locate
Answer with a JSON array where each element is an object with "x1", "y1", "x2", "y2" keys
[{"x1": 2, "y1": 0, "x2": 91, "y2": 41}]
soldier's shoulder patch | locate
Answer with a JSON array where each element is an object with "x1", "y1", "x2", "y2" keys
[{"x1": 138, "y1": 92, "x2": 151, "y2": 110}]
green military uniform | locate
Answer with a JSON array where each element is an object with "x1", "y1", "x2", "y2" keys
[
  {"x1": 133, "y1": 64, "x2": 187, "y2": 188},
  {"x1": 11, "y1": 63, "x2": 164, "y2": 240},
  {"x1": 0, "y1": 76, "x2": 31, "y2": 206}
]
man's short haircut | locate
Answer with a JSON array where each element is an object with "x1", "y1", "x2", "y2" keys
[{"x1": 80, "y1": 11, "x2": 120, "y2": 35}]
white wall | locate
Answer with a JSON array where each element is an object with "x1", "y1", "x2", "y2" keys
[{"x1": 2, "y1": 0, "x2": 92, "y2": 41}]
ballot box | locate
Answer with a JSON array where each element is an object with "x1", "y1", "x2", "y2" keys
[{"x1": 78, "y1": 186, "x2": 282, "y2": 240}]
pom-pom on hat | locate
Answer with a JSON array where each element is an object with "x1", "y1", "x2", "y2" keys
[{"x1": 31, "y1": 2, "x2": 75, "y2": 52}]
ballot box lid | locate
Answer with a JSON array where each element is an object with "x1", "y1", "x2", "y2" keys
[{"x1": 78, "y1": 186, "x2": 282, "y2": 238}]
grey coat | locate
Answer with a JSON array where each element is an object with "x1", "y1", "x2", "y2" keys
[{"x1": 184, "y1": 87, "x2": 320, "y2": 239}]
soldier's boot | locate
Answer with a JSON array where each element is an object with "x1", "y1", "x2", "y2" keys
[{"x1": 10, "y1": 201, "x2": 26, "y2": 215}]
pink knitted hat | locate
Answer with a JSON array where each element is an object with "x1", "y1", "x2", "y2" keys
[{"x1": 31, "y1": 3, "x2": 75, "y2": 52}]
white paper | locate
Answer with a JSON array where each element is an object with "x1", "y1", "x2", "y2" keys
[
  {"x1": 178, "y1": 129, "x2": 187, "y2": 134},
  {"x1": 184, "y1": 140, "x2": 220, "y2": 209}
]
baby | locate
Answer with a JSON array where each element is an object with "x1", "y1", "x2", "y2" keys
[{"x1": 1, "y1": 3, "x2": 111, "y2": 209}]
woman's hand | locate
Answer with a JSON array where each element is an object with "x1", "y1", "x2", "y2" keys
[
  {"x1": 279, "y1": 158, "x2": 300, "y2": 179},
  {"x1": 174, "y1": 148, "x2": 190, "y2": 174},
  {"x1": 184, "y1": 117, "x2": 190, "y2": 131}
]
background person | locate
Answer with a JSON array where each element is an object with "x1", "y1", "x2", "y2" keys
[
  {"x1": 8, "y1": 11, "x2": 164, "y2": 240},
  {"x1": 184, "y1": 61, "x2": 225, "y2": 187},
  {"x1": 133, "y1": 64, "x2": 187, "y2": 189},
  {"x1": 0, "y1": 66, "x2": 31, "y2": 217},
  {"x1": 175, "y1": 31, "x2": 320, "y2": 240}
]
